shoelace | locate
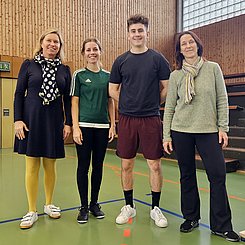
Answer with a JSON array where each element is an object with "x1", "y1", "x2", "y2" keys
[
  {"x1": 154, "y1": 208, "x2": 164, "y2": 220},
  {"x1": 120, "y1": 206, "x2": 132, "y2": 216}
]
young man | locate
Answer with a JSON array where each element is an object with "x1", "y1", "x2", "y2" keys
[{"x1": 109, "y1": 14, "x2": 171, "y2": 228}]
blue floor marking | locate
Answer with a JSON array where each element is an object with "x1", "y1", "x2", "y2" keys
[
  {"x1": 134, "y1": 198, "x2": 210, "y2": 229},
  {"x1": 0, "y1": 197, "x2": 210, "y2": 229}
]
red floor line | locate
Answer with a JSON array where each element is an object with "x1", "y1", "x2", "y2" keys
[
  {"x1": 64, "y1": 158, "x2": 245, "y2": 202},
  {"x1": 104, "y1": 163, "x2": 245, "y2": 202}
]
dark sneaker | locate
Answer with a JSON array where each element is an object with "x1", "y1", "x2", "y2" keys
[
  {"x1": 180, "y1": 220, "x2": 199, "y2": 232},
  {"x1": 89, "y1": 203, "x2": 105, "y2": 219},
  {"x1": 211, "y1": 230, "x2": 240, "y2": 242},
  {"x1": 77, "y1": 207, "x2": 88, "y2": 224}
]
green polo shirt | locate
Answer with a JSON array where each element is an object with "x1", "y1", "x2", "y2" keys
[{"x1": 70, "y1": 68, "x2": 110, "y2": 126}]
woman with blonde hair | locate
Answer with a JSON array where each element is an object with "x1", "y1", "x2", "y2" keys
[{"x1": 14, "y1": 29, "x2": 72, "y2": 229}]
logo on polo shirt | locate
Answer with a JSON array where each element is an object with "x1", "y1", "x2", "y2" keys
[{"x1": 85, "y1": 79, "x2": 92, "y2": 83}]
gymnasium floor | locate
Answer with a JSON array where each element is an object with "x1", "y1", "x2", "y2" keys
[{"x1": 0, "y1": 145, "x2": 244, "y2": 245}]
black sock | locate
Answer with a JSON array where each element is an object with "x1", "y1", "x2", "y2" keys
[
  {"x1": 124, "y1": 189, "x2": 133, "y2": 208},
  {"x1": 152, "y1": 191, "x2": 161, "y2": 209}
]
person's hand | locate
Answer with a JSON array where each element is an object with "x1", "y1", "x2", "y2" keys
[
  {"x1": 72, "y1": 127, "x2": 83, "y2": 145},
  {"x1": 219, "y1": 131, "x2": 228, "y2": 148},
  {"x1": 108, "y1": 126, "x2": 116, "y2": 143},
  {"x1": 63, "y1": 125, "x2": 71, "y2": 140},
  {"x1": 163, "y1": 141, "x2": 173, "y2": 155},
  {"x1": 14, "y1": 121, "x2": 29, "y2": 140}
]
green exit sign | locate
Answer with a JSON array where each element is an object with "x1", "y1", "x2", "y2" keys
[{"x1": 0, "y1": 61, "x2": 11, "y2": 72}]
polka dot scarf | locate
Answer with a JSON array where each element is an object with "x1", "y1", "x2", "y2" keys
[{"x1": 34, "y1": 54, "x2": 61, "y2": 105}]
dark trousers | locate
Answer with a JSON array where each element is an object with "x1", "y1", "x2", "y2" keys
[
  {"x1": 75, "y1": 127, "x2": 109, "y2": 208},
  {"x1": 172, "y1": 131, "x2": 233, "y2": 232}
]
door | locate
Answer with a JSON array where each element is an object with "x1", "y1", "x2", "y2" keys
[{"x1": 1, "y1": 78, "x2": 17, "y2": 148}]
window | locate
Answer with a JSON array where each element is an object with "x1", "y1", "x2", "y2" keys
[{"x1": 182, "y1": 0, "x2": 245, "y2": 30}]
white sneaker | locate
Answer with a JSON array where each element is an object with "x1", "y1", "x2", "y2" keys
[
  {"x1": 150, "y1": 206, "x2": 168, "y2": 228},
  {"x1": 20, "y1": 211, "x2": 38, "y2": 229},
  {"x1": 44, "y1": 204, "x2": 61, "y2": 219},
  {"x1": 116, "y1": 204, "x2": 136, "y2": 224}
]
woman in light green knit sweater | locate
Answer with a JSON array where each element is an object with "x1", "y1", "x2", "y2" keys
[{"x1": 163, "y1": 31, "x2": 240, "y2": 242}]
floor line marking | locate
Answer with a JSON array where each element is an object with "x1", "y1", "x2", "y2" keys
[
  {"x1": 104, "y1": 163, "x2": 245, "y2": 202},
  {"x1": 0, "y1": 197, "x2": 210, "y2": 230},
  {"x1": 0, "y1": 198, "x2": 125, "y2": 225},
  {"x1": 133, "y1": 198, "x2": 210, "y2": 229}
]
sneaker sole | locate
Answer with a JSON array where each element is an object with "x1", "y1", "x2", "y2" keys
[
  {"x1": 20, "y1": 220, "x2": 38, "y2": 229},
  {"x1": 180, "y1": 223, "x2": 199, "y2": 233},
  {"x1": 155, "y1": 222, "x2": 168, "y2": 228},
  {"x1": 116, "y1": 214, "x2": 136, "y2": 224},
  {"x1": 90, "y1": 212, "x2": 105, "y2": 219},
  {"x1": 20, "y1": 224, "x2": 33, "y2": 229},
  {"x1": 77, "y1": 220, "x2": 88, "y2": 224},
  {"x1": 44, "y1": 213, "x2": 61, "y2": 219},
  {"x1": 95, "y1": 215, "x2": 105, "y2": 219},
  {"x1": 211, "y1": 231, "x2": 240, "y2": 242},
  {"x1": 150, "y1": 214, "x2": 168, "y2": 228},
  {"x1": 48, "y1": 214, "x2": 61, "y2": 219}
]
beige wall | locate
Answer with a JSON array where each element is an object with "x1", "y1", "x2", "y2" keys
[
  {"x1": 1, "y1": 1, "x2": 243, "y2": 77},
  {"x1": 0, "y1": 1, "x2": 177, "y2": 148},
  {"x1": 0, "y1": 0, "x2": 176, "y2": 72},
  {"x1": 1, "y1": 1, "x2": 243, "y2": 147}
]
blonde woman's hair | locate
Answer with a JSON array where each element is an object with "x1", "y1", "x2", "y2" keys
[{"x1": 33, "y1": 28, "x2": 65, "y2": 62}]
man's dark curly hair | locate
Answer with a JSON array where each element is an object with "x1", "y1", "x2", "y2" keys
[{"x1": 127, "y1": 14, "x2": 149, "y2": 32}]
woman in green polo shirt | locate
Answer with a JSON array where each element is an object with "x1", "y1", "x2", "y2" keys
[{"x1": 70, "y1": 38, "x2": 115, "y2": 224}]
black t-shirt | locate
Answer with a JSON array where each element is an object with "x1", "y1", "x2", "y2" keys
[{"x1": 110, "y1": 49, "x2": 171, "y2": 117}]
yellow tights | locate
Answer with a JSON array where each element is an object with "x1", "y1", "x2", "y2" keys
[{"x1": 25, "y1": 156, "x2": 56, "y2": 212}]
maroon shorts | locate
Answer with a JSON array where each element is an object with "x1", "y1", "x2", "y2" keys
[{"x1": 116, "y1": 114, "x2": 163, "y2": 160}]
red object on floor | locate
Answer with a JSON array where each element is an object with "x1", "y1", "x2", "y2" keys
[{"x1": 123, "y1": 229, "x2": 131, "y2": 237}]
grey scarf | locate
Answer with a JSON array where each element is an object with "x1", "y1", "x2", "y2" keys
[{"x1": 182, "y1": 57, "x2": 204, "y2": 104}]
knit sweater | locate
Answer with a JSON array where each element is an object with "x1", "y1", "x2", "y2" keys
[{"x1": 163, "y1": 61, "x2": 229, "y2": 142}]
